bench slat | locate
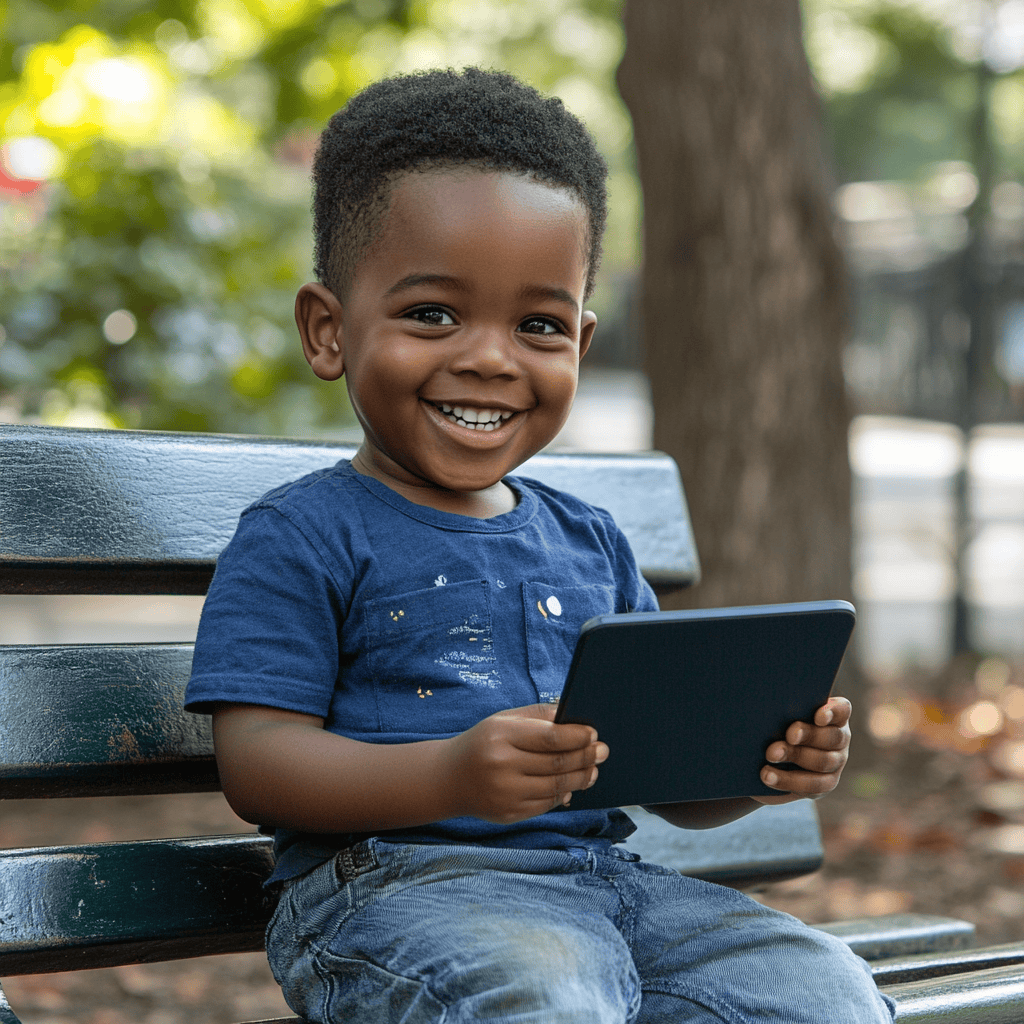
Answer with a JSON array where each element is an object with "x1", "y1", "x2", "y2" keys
[
  {"x1": 0, "y1": 811, "x2": 821, "y2": 981},
  {"x1": 623, "y1": 803, "x2": 824, "y2": 888},
  {"x1": 872, "y1": 941, "x2": 1024, "y2": 987},
  {"x1": 817, "y1": 913, "x2": 976, "y2": 961},
  {"x1": 0, "y1": 642, "x2": 827, "y2": 892},
  {"x1": 0, "y1": 425, "x2": 699, "y2": 595},
  {"x1": 879, "y1": 963, "x2": 1024, "y2": 1021},
  {"x1": 0, "y1": 835, "x2": 275, "y2": 975},
  {"x1": 0, "y1": 644, "x2": 214, "y2": 798}
]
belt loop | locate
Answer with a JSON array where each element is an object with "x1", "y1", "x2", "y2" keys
[
  {"x1": 336, "y1": 846, "x2": 358, "y2": 885},
  {"x1": 334, "y1": 840, "x2": 378, "y2": 885}
]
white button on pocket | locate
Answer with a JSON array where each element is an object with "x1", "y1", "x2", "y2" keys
[{"x1": 523, "y1": 583, "x2": 615, "y2": 694}]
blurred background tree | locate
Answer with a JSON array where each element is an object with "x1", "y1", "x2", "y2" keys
[
  {"x1": 4, "y1": 0, "x2": 1023, "y2": 438},
  {"x1": 805, "y1": 0, "x2": 1024, "y2": 430},
  {"x1": 806, "y1": 1, "x2": 1024, "y2": 658},
  {"x1": 3, "y1": 0, "x2": 1024, "y2": 662},
  {"x1": 0, "y1": 0, "x2": 635, "y2": 436},
  {"x1": 620, "y1": 0, "x2": 852, "y2": 619}
]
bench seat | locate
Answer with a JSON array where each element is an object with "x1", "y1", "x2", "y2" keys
[{"x1": 1, "y1": 423, "x2": 1019, "y2": 1022}]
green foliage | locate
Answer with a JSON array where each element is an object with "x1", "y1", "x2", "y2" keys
[
  {"x1": 0, "y1": 0, "x2": 632, "y2": 435},
  {"x1": 805, "y1": 0, "x2": 1024, "y2": 186}
]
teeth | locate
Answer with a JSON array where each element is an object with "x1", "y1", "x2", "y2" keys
[{"x1": 433, "y1": 403, "x2": 514, "y2": 430}]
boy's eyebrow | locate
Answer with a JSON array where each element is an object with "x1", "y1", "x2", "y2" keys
[
  {"x1": 517, "y1": 284, "x2": 579, "y2": 310},
  {"x1": 384, "y1": 274, "x2": 467, "y2": 297},
  {"x1": 384, "y1": 276, "x2": 579, "y2": 312}
]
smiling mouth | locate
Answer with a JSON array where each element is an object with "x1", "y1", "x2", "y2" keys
[{"x1": 429, "y1": 402, "x2": 516, "y2": 432}]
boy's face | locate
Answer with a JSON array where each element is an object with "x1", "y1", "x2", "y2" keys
[{"x1": 299, "y1": 169, "x2": 596, "y2": 506}]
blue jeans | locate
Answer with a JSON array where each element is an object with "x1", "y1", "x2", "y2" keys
[{"x1": 266, "y1": 840, "x2": 896, "y2": 1023}]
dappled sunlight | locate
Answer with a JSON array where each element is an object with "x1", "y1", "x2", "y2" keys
[
  {"x1": 0, "y1": 0, "x2": 637, "y2": 438},
  {"x1": 197, "y1": 0, "x2": 268, "y2": 61},
  {"x1": 757, "y1": 655, "x2": 1024, "y2": 943},
  {"x1": 849, "y1": 416, "x2": 963, "y2": 478},
  {"x1": 8, "y1": 25, "x2": 257, "y2": 165},
  {"x1": 19, "y1": 28, "x2": 173, "y2": 147},
  {"x1": 866, "y1": 658, "x2": 1024, "y2": 751}
]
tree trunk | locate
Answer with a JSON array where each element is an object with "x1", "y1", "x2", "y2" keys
[{"x1": 617, "y1": 0, "x2": 852, "y2": 614}]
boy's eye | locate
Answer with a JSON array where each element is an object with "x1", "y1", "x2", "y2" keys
[
  {"x1": 408, "y1": 306, "x2": 455, "y2": 327},
  {"x1": 518, "y1": 317, "x2": 562, "y2": 336}
]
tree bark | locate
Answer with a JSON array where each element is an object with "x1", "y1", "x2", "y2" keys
[{"x1": 618, "y1": 0, "x2": 852, "y2": 613}]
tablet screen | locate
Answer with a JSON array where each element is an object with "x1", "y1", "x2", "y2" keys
[{"x1": 554, "y1": 600, "x2": 855, "y2": 809}]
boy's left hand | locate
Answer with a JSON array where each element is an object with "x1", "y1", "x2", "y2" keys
[{"x1": 754, "y1": 695, "x2": 852, "y2": 805}]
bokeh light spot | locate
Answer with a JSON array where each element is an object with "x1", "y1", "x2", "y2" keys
[
  {"x1": 868, "y1": 704, "x2": 905, "y2": 743},
  {"x1": 958, "y1": 700, "x2": 1004, "y2": 739},
  {"x1": 3, "y1": 136, "x2": 63, "y2": 180},
  {"x1": 1001, "y1": 685, "x2": 1024, "y2": 720},
  {"x1": 103, "y1": 310, "x2": 137, "y2": 344},
  {"x1": 992, "y1": 740, "x2": 1024, "y2": 778},
  {"x1": 85, "y1": 58, "x2": 155, "y2": 104}
]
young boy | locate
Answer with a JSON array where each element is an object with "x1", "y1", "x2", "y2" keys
[{"x1": 185, "y1": 68, "x2": 895, "y2": 1023}]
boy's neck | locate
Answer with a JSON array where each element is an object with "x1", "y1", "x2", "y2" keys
[{"x1": 351, "y1": 447, "x2": 518, "y2": 519}]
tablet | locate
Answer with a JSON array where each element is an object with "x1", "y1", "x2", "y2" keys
[{"x1": 554, "y1": 600, "x2": 855, "y2": 809}]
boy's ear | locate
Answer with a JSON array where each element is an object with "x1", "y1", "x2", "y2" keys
[
  {"x1": 579, "y1": 310, "x2": 597, "y2": 362},
  {"x1": 296, "y1": 283, "x2": 345, "y2": 381}
]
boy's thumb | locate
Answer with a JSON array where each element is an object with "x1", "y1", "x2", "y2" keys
[{"x1": 499, "y1": 703, "x2": 558, "y2": 722}]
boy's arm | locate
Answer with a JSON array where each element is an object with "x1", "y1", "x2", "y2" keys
[
  {"x1": 212, "y1": 702, "x2": 608, "y2": 832},
  {"x1": 644, "y1": 696, "x2": 852, "y2": 830}
]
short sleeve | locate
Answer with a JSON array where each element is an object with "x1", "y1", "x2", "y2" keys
[
  {"x1": 604, "y1": 511, "x2": 660, "y2": 615},
  {"x1": 184, "y1": 506, "x2": 347, "y2": 717}
]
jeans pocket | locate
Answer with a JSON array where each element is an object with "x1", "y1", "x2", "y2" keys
[{"x1": 265, "y1": 881, "x2": 304, "y2": 991}]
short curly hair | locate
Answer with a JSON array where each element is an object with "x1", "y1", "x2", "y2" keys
[{"x1": 312, "y1": 67, "x2": 608, "y2": 300}]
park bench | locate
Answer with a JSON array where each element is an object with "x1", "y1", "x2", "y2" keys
[{"x1": 2, "y1": 421, "x2": 1024, "y2": 1022}]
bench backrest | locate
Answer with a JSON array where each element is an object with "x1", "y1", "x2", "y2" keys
[
  {"x1": 0, "y1": 425, "x2": 699, "y2": 597},
  {"x1": 0, "y1": 423, "x2": 822, "y2": 979}
]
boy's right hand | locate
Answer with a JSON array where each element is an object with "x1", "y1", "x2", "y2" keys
[{"x1": 442, "y1": 704, "x2": 608, "y2": 824}]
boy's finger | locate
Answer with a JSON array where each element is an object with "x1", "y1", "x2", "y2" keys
[
  {"x1": 760, "y1": 765, "x2": 841, "y2": 795},
  {"x1": 501, "y1": 763, "x2": 603, "y2": 815},
  {"x1": 783, "y1": 722, "x2": 849, "y2": 750},
  {"x1": 768, "y1": 745, "x2": 847, "y2": 774},
  {"x1": 816, "y1": 696, "x2": 852, "y2": 727},
  {"x1": 513, "y1": 719, "x2": 599, "y2": 752},
  {"x1": 522, "y1": 742, "x2": 609, "y2": 777},
  {"x1": 546, "y1": 763, "x2": 603, "y2": 808},
  {"x1": 497, "y1": 703, "x2": 559, "y2": 722}
]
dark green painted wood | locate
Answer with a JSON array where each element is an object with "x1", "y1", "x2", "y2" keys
[
  {"x1": 0, "y1": 644, "x2": 214, "y2": 798},
  {"x1": 879, "y1": 964, "x2": 1024, "y2": 1021},
  {"x1": 7, "y1": 424, "x2": 1018, "y2": 1021},
  {"x1": 0, "y1": 636, "x2": 828, "y2": 888},
  {"x1": 624, "y1": 802, "x2": 823, "y2": 888},
  {"x1": 0, "y1": 425, "x2": 699, "y2": 595},
  {"x1": 871, "y1": 941, "x2": 1024, "y2": 986},
  {"x1": 817, "y1": 914, "x2": 976, "y2": 962},
  {"x1": 0, "y1": 835, "x2": 275, "y2": 975}
]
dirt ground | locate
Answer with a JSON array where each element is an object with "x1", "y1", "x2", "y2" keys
[{"x1": 4, "y1": 657, "x2": 1024, "y2": 1024}]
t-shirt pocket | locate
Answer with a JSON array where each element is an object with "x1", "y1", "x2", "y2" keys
[
  {"x1": 365, "y1": 579, "x2": 505, "y2": 734},
  {"x1": 522, "y1": 582, "x2": 616, "y2": 703}
]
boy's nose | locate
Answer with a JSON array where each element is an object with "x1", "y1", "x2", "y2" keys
[{"x1": 449, "y1": 327, "x2": 520, "y2": 379}]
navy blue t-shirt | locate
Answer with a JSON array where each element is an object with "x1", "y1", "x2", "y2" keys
[{"x1": 185, "y1": 461, "x2": 658, "y2": 882}]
